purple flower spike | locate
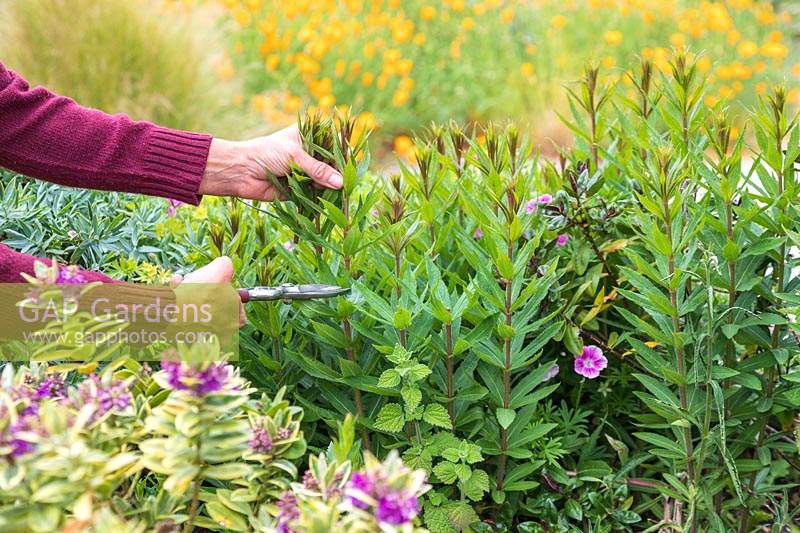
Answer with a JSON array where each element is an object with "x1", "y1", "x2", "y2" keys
[
  {"x1": 275, "y1": 491, "x2": 299, "y2": 533},
  {"x1": 544, "y1": 363, "x2": 559, "y2": 381},
  {"x1": 556, "y1": 234, "x2": 570, "y2": 247},
  {"x1": 526, "y1": 199, "x2": 537, "y2": 214},
  {"x1": 160, "y1": 360, "x2": 233, "y2": 397},
  {"x1": 347, "y1": 471, "x2": 373, "y2": 509},
  {"x1": 376, "y1": 492, "x2": 420, "y2": 525},
  {"x1": 574, "y1": 345, "x2": 607, "y2": 379},
  {"x1": 56, "y1": 265, "x2": 87, "y2": 285},
  {"x1": 35, "y1": 375, "x2": 66, "y2": 399},
  {"x1": 537, "y1": 194, "x2": 553, "y2": 204},
  {"x1": 473, "y1": 227, "x2": 483, "y2": 240},
  {"x1": 196, "y1": 363, "x2": 230, "y2": 395},
  {"x1": 250, "y1": 427, "x2": 273, "y2": 453}
]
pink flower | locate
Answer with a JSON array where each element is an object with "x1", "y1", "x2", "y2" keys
[
  {"x1": 167, "y1": 199, "x2": 184, "y2": 218},
  {"x1": 371, "y1": 208, "x2": 380, "y2": 218},
  {"x1": 574, "y1": 345, "x2": 607, "y2": 379},
  {"x1": 556, "y1": 234, "x2": 570, "y2": 247},
  {"x1": 537, "y1": 194, "x2": 553, "y2": 204},
  {"x1": 526, "y1": 199, "x2": 537, "y2": 214},
  {"x1": 283, "y1": 241, "x2": 295, "y2": 252},
  {"x1": 473, "y1": 227, "x2": 483, "y2": 240}
]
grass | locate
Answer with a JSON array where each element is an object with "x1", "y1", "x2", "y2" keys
[{"x1": 0, "y1": 0, "x2": 252, "y2": 137}]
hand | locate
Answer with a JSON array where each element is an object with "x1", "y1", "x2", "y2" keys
[
  {"x1": 170, "y1": 256, "x2": 246, "y2": 326},
  {"x1": 198, "y1": 124, "x2": 343, "y2": 201}
]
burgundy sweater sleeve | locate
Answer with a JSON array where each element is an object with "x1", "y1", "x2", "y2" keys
[
  {"x1": 0, "y1": 62, "x2": 212, "y2": 204},
  {"x1": 0, "y1": 243, "x2": 114, "y2": 283}
]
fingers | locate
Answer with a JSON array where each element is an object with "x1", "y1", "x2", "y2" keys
[
  {"x1": 182, "y1": 256, "x2": 234, "y2": 284},
  {"x1": 293, "y1": 149, "x2": 344, "y2": 189}
]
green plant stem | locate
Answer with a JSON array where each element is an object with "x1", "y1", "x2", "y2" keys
[
  {"x1": 395, "y1": 251, "x2": 407, "y2": 347},
  {"x1": 342, "y1": 192, "x2": 369, "y2": 451},
  {"x1": 183, "y1": 442, "x2": 203, "y2": 533},
  {"x1": 497, "y1": 227, "x2": 514, "y2": 490},
  {"x1": 691, "y1": 263, "x2": 717, "y2": 533},
  {"x1": 661, "y1": 193, "x2": 696, "y2": 486},
  {"x1": 445, "y1": 322, "x2": 455, "y2": 432},
  {"x1": 741, "y1": 141, "x2": 786, "y2": 532}
]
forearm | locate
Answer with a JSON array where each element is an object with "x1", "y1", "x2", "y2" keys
[
  {"x1": 0, "y1": 244, "x2": 114, "y2": 283},
  {"x1": 0, "y1": 63, "x2": 211, "y2": 205}
]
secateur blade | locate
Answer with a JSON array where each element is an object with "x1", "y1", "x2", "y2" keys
[{"x1": 238, "y1": 283, "x2": 350, "y2": 303}]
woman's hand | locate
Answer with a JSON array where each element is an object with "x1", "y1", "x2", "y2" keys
[
  {"x1": 171, "y1": 256, "x2": 246, "y2": 326},
  {"x1": 198, "y1": 124, "x2": 343, "y2": 200}
]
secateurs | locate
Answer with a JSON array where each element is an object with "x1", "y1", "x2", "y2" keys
[{"x1": 237, "y1": 283, "x2": 349, "y2": 303}]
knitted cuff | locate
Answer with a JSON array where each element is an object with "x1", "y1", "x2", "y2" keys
[{"x1": 141, "y1": 127, "x2": 212, "y2": 205}]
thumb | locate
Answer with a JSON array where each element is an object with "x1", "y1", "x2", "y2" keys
[
  {"x1": 182, "y1": 256, "x2": 234, "y2": 284},
  {"x1": 293, "y1": 150, "x2": 343, "y2": 189}
]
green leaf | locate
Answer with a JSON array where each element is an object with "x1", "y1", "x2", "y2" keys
[
  {"x1": 565, "y1": 499, "x2": 583, "y2": 521},
  {"x1": 205, "y1": 501, "x2": 249, "y2": 531},
  {"x1": 433, "y1": 461, "x2": 458, "y2": 484},
  {"x1": 375, "y1": 403, "x2": 405, "y2": 433},
  {"x1": 462, "y1": 469, "x2": 490, "y2": 501},
  {"x1": 377, "y1": 369, "x2": 401, "y2": 388},
  {"x1": 423, "y1": 403, "x2": 453, "y2": 429},
  {"x1": 496, "y1": 408, "x2": 516, "y2": 430},
  {"x1": 402, "y1": 385, "x2": 422, "y2": 414}
]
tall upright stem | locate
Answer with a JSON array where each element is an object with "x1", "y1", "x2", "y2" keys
[
  {"x1": 497, "y1": 187, "x2": 515, "y2": 490},
  {"x1": 445, "y1": 322, "x2": 455, "y2": 431},
  {"x1": 342, "y1": 193, "x2": 369, "y2": 450},
  {"x1": 741, "y1": 129, "x2": 786, "y2": 532},
  {"x1": 662, "y1": 192, "x2": 695, "y2": 485}
]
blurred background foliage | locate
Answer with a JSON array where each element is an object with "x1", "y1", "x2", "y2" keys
[{"x1": 0, "y1": 0, "x2": 797, "y2": 157}]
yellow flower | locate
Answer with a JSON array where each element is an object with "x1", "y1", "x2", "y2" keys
[
  {"x1": 449, "y1": 39, "x2": 461, "y2": 59},
  {"x1": 737, "y1": 40, "x2": 758, "y2": 59},
  {"x1": 284, "y1": 94, "x2": 303, "y2": 114},
  {"x1": 550, "y1": 14, "x2": 567, "y2": 29},
  {"x1": 377, "y1": 73, "x2": 389, "y2": 89},
  {"x1": 265, "y1": 55, "x2": 280, "y2": 71},
  {"x1": 753, "y1": 61, "x2": 766, "y2": 73},
  {"x1": 525, "y1": 44, "x2": 537, "y2": 55},
  {"x1": 472, "y1": 3, "x2": 486, "y2": 16},
  {"x1": 413, "y1": 33, "x2": 426, "y2": 45},
  {"x1": 500, "y1": 7, "x2": 514, "y2": 23},
  {"x1": 420, "y1": 6, "x2": 436, "y2": 20},
  {"x1": 696, "y1": 56, "x2": 711, "y2": 72},
  {"x1": 361, "y1": 72, "x2": 374, "y2": 86},
  {"x1": 792, "y1": 63, "x2": 800, "y2": 77},
  {"x1": 669, "y1": 32, "x2": 685, "y2": 49},
  {"x1": 461, "y1": 17, "x2": 475, "y2": 31},
  {"x1": 704, "y1": 95, "x2": 718, "y2": 107},
  {"x1": 789, "y1": 89, "x2": 800, "y2": 104},
  {"x1": 232, "y1": 7, "x2": 251, "y2": 27},
  {"x1": 520, "y1": 62, "x2": 535, "y2": 77},
  {"x1": 602, "y1": 56, "x2": 616, "y2": 69},
  {"x1": 319, "y1": 94, "x2": 335, "y2": 108},
  {"x1": 335, "y1": 59, "x2": 347, "y2": 77},
  {"x1": 767, "y1": 30, "x2": 783, "y2": 42},
  {"x1": 604, "y1": 30, "x2": 622, "y2": 46},
  {"x1": 392, "y1": 89, "x2": 409, "y2": 107},
  {"x1": 393, "y1": 135, "x2": 416, "y2": 159},
  {"x1": 755, "y1": 82, "x2": 767, "y2": 95},
  {"x1": 449, "y1": 0, "x2": 465, "y2": 11},
  {"x1": 761, "y1": 41, "x2": 788, "y2": 59}
]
